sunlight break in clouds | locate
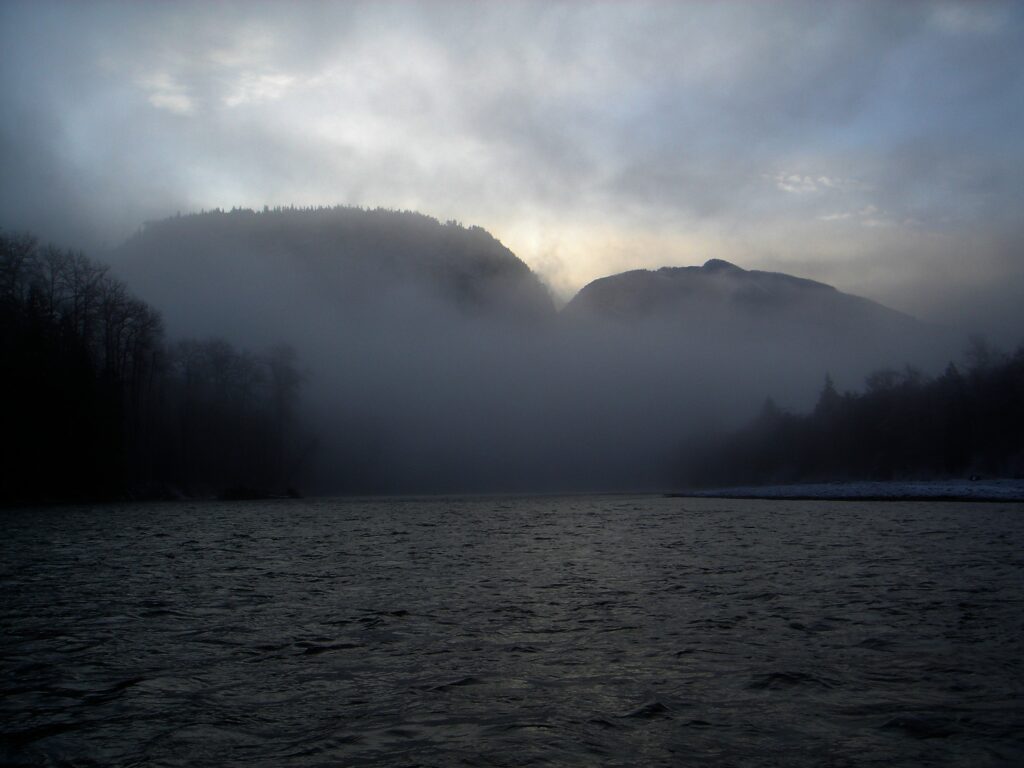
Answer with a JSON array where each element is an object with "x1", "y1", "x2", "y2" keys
[
  {"x1": 138, "y1": 72, "x2": 194, "y2": 115},
  {"x1": 223, "y1": 73, "x2": 295, "y2": 108},
  {"x1": 773, "y1": 173, "x2": 858, "y2": 195}
]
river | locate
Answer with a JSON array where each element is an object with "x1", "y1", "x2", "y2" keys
[{"x1": 2, "y1": 495, "x2": 1022, "y2": 766}]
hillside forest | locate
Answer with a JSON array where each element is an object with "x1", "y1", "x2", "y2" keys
[
  {"x1": 681, "y1": 343, "x2": 1024, "y2": 488},
  {"x1": 1, "y1": 232, "x2": 310, "y2": 503}
]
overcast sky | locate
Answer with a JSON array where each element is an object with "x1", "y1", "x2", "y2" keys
[{"x1": 2, "y1": 1, "x2": 1022, "y2": 336}]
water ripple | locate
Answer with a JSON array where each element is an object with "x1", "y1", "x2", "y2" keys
[{"x1": 2, "y1": 496, "x2": 1023, "y2": 766}]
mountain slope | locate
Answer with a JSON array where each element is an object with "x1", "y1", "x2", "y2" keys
[
  {"x1": 564, "y1": 258, "x2": 920, "y2": 336},
  {"x1": 106, "y1": 207, "x2": 563, "y2": 493},
  {"x1": 110, "y1": 207, "x2": 556, "y2": 342}
]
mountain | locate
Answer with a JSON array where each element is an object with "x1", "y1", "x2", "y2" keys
[
  {"x1": 107, "y1": 207, "x2": 563, "y2": 493},
  {"x1": 564, "y1": 258, "x2": 920, "y2": 336},
  {"x1": 555, "y1": 259, "x2": 955, "y2": 475},
  {"x1": 110, "y1": 207, "x2": 556, "y2": 343}
]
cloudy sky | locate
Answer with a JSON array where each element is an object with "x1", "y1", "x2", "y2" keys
[{"x1": 2, "y1": 1, "x2": 1022, "y2": 335}]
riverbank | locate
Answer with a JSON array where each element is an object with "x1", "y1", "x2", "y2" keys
[{"x1": 672, "y1": 478, "x2": 1024, "y2": 502}]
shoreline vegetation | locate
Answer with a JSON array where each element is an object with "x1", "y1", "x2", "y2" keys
[
  {"x1": 670, "y1": 478, "x2": 1024, "y2": 503},
  {"x1": 0, "y1": 231, "x2": 311, "y2": 505},
  {"x1": 679, "y1": 343, "x2": 1024, "y2": 491}
]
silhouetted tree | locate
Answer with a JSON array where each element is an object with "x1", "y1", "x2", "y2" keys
[
  {"x1": 814, "y1": 373, "x2": 841, "y2": 417},
  {"x1": 0, "y1": 231, "x2": 314, "y2": 504},
  {"x1": 684, "y1": 343, "x2": 1024, "y2": 487}
]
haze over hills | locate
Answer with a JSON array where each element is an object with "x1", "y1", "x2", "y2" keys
[
  {"x1": 109, "y1": 207, "x2": 565, "y2": 492},
  {"x1": 104, "y1": 207, "x2": 959, "y2": 493},
  {"x1": 566, "y1": 258, "x2": 919, "y2": 333},
  {"x1": 111, "y1": 207, "x2": 556, "y2": 343},
  {"x1": 563, "y1": 256, "x2": 948, "y2": 371},
  {"x1": 1, "y1": 2, "x2": 1019, "y2": 496},
  {"x1": 111, "y1": 207, "x2": 938, "y2": 351}
]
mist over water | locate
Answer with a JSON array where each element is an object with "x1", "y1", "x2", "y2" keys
[
  {"x1": 104, "y1": 209, "x2": 959, "y2": 495},
  {"x1": 3, "y1": 495, "x2": 1022, "y2": 766}
]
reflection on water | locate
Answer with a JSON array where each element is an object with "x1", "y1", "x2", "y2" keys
[{"x1": 2, "y1": 496, "x2": 1023, "y2": 766}]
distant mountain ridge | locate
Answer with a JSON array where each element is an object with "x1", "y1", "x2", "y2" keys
[
  {"x1": 111, "y1": 207, "x2": 556, "y2": 341},
  {"x1": 114, "y1": 208, "x2": 921, "y2": 340},
  {"x1": 564, "y1": 258, "x2": 920, "y2": 337}
]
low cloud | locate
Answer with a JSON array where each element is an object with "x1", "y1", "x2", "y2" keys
[{"x1": 139, "y1": 73, "x2": 195, "y2": 115}]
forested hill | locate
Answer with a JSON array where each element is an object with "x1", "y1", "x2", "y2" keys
[
  {"x1": 564, "y1": 258, "x2": 921, "y2": 337},
  {"x1": 682, "y1": 342, "x2": 1024, "y2": 488},
  {"x1": 110, "y1": 207, "x2": 556, "y2": 342},
  {"x1": 0, "y1": 232, "x2": 312, "y2": 504}
]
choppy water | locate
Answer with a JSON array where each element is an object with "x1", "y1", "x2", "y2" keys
[{"x1": 2, "y1": 496, "x2": 1023, "y2": 767}]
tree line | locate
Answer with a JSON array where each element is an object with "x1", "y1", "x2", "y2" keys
[
  {"x1": 1, "y1": 232, "x2": 311, "y2": 504},
  {"x1": 682, "y1": 339, "x2": 1024, "y2": 487}
]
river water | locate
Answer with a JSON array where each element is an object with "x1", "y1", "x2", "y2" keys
[{"x1": 2, "y1": 495, "x2": 1023, "y2": 766}]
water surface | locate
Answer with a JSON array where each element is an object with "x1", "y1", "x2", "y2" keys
[{"x1": 2, "y1": 496, "x2": 1022, "y2": 766}]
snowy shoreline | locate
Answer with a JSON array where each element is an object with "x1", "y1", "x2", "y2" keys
[{"x1": 673, "y1": 479, "x2": 1024, "y2": 503}]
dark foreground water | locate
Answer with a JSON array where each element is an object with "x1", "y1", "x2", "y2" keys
[{"x1": 2, "y1": 496, "x2": 1023, "y2": 767}]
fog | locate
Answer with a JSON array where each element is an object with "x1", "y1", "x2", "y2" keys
[
  {"x1": 96, "y1": 208, "x2": 957, "y2": 494},
  {"x1": 2, "y1": 1, "x2": 1022, "y2": 495},
  {"x1": 250, "y1": 294, "x2": 952, "y2": 494}
]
